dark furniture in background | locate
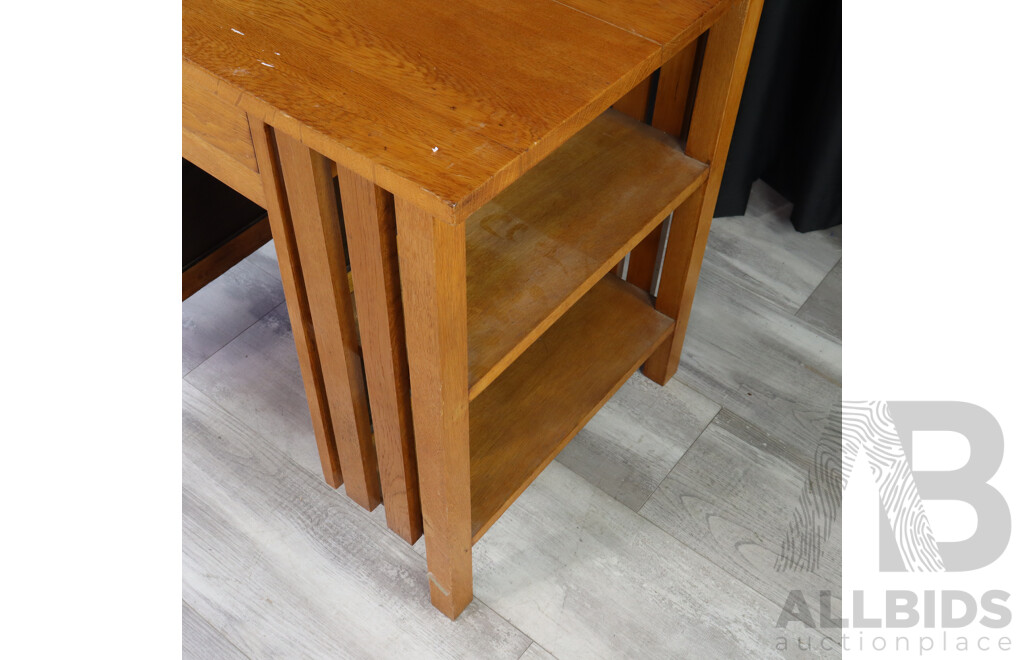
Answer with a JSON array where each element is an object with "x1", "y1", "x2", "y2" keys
[{"x1": 182, "y1": 159, "x2": 271, "y2": 299}]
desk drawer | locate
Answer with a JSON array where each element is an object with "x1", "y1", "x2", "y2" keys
[{"x1": 182, "y1": 65, "x2": 265, "y2": 207}]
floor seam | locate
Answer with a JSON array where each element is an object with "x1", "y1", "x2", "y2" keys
[
  {"x1": 183, "y1": 599, "x2": 253, "y2": 659},
  {"x1": 184, "y1": 299, "x2": 287, "y2": 381}
]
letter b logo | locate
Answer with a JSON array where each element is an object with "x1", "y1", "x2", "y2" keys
[{"x1": 882, "y1": 402, "x2": 1010, "y2": 571}]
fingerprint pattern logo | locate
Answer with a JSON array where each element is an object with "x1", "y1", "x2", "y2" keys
[
  {"x1": 778, "y1": 401, "x2": 945, "y2": 572},
  {"x1": 842, "y1": 401, "x2": 944, "y2": 571}
]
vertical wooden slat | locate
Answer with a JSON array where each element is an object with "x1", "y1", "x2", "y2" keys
[
  {"x1": 612, "y1": 75, "x2": 653, "y2": 122},
  {"x1": 626, "y1": 43, "x2": 701, "y2": 295},
  {"x1": 625, "y1": 227, "x2": 661, "y2": 293},
  {"x1": 249, "y1": 119, "x2": 343, "y2": 488},
  {"x1": 613, "y1": 76, "x2": 653, "y2": 281},
  {"x1": 338, "y1": 165, "x2": 423, "y2": 544},
  {"x1": 394, "y1": 198, "x2": 473, "y2": 620},
  {"x1": 651, "y1": 40, "x2": 701, "y2": 140},
  {"x1": 633, "y1": 40, "x2": 702, "y2": 297},
  {"x1": 275, "y1": 131, "x2": 383, "y2": 511},
  {"x1": 644, "y1": 0, "x2": 766, "y2": 385}
]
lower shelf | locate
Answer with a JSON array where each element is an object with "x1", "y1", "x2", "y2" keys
[{"x1": 469, "y1": 274, "x2": 673, "y2": 542}]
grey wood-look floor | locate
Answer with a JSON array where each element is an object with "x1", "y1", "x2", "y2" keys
[{"x1": 182, "y1": 180, "x2": 842, "y2": 659}]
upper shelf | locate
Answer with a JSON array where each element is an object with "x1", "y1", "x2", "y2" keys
[
  {"x1": 183, "y1": 0, "x2": 729, "y2": 221},
  {"x1": 466, "y1": 109, "x2": 707, "y2": 399}
]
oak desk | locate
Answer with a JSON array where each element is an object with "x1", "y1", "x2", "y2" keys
[{"x1": 183, "y1": 0, "x2": 762, "y2": 619}]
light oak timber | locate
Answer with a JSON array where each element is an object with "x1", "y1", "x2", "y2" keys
[
  {"x1": 625, "y1": 227, "x2": 662, "y2": 294},
  {"x1": 465, "y1": 110, "x2": 707, "y2": 399},
  {"x1": 469, "y1": 275, "x2": 673, "y2": 543},
  {"x1": 183, "y1": 63, "x2": 265, "y2": 206},
  {"x1": 183, "y1": 132, "x2": 265, "y2": 207},
  {"x1": 338, "y1": 165, "x2": 423, "y2": 544},
  {"x1": 611, "y1": 77, "x2": 656, "y2": 292},
  {"x1": 181, "y1": 0, "x2": 742, "y2": 224},
  {"x1": 276, "y1": 131, "x2": 382, "y2": 510},
  {"x1": 183, "y1": 63, "x2": 260, "y2": 171},
  {"x1": 250, "y1": 121, "x2": 342, "y2": 488},
  {"x1": 645, "y1": 0, "x2": 766, "y2": 385},
  {"x1": 627, "y1": 42, "x2": 702, "y2": 295},
  {"x1": 652, "y1": 40, "x2": 702, "y2": 141},
  {"x1": 558, "y1": 0, "x2": 729, "y2": 61},
  {"x1": 182, "y1": 0, "x2": 671, "y2": 223},
  {"x1": 394, "y1": 199, "x2": 473, "y2": 619},
  {"x1": 183, "y1": 0, "x2": 765, "y2": 624},
  {"x1": 183, "y1": 216, "x2": 272, "y2": 300},
  {"x1": 612, "y1": 76, "x2": 652, "y2": 122}
]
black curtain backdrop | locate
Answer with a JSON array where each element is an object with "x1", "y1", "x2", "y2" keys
[{"x1": 714, "y1": 0, "x2": 841, "y2": 232}]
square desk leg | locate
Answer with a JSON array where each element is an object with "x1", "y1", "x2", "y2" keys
[
  {"x1": 644, "y1": 0, "x2": 764, "y2": 385},
  {"x1": 394, "y1": 198, "x2": 473, "y2": 619}
]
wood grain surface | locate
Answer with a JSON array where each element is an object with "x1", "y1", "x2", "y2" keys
[
  {"x1": 338, "y1": 165, "x2": 423, "y2": 543},
  {"x1": 183, "y1": 64, "x2": 265, "y2": 205},
  {"x1": 645, "y1": 0, "x2": 765, "y2": 385},
  {"x1": 394, "y1": 200, "x2": 473, "y2": 619},
  {"x1": 465, "y1": 110, "x2": 707, "y2": 398},
  {"x1": 250, "y1": 122, "x2": 342, "y2": 487},
  {"x1": 182, "y1": 0, "x2": 731, "y2": 221},
  {"x1": 558, "y1": 0, "x2": 728, "y2": 60},
  {"x1": 276, "y1": 132, "x2": 382, "y2": 508},
  {"x1": 469, "y1": 275, "x2": 672, "y2": 542}
]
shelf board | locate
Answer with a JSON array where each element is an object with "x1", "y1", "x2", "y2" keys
[
  {"x1": 469, "y1": 274, "x2": 673, "y2": 543},
  {"x1": 466, "y1": 109, "x2": 707, "y2": 400}
]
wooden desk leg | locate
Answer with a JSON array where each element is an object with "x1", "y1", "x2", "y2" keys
[
  {"x1": 274, "y1": 131, "x2": 383, "y2": 511},
  {"x1": 394, "y1": 198, "x2": 473, "y2": 620},
  {"x1": 338, "y1": 166, "x2": 423, "y2": 544},
  {"x1": 250, "y1": 119, "x2": 343, "y2": 488},
  {"x1": 644, "y1": 0, "x2": 765, "y2": 385}
]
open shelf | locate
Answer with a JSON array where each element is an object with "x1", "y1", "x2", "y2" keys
[
  {"x1": 468, "y1": 274, "x2": 673, "y2": 542},
  {"x1": 465, "y1": 109, "x2": 707, "y2": 400}
]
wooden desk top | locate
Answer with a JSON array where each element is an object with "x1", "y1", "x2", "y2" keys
[{"x1": 183, "y1": 0, "x2": 730, "y2": 222}]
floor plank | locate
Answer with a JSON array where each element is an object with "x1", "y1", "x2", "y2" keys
[
  {"x1": 473, "y1": 461, "x2": 838, "y2": 659},
  {"x1": 556, "y1": 371, "x2": 720, "y2": 511},
  {"x1": 797, "y1": 260, "x2": 842, "y2": 341},
  {"x1": 184, "y1": 303, "x2": 325, "y2": 479},
  {"x1": 244, "y1": 239, "x2": 281, "y2": 279},
  {"x1": 702, "y1": 211, "x2": 841, "y2": 313},
  {"x1": 183, "y1": 601, "x2": 249, "y2": 660},
  {"x1": 743, "y1": 179, "x2": 793, "y2": 219},
  {"x1": 182, "y1": 258, "x2": 284, "y2": 375},
  {"x1": 674, "y1": 260, "x2": 841, "y2": 452},
  {"x1": 519, "y1": 642, "x2": 558, "y2": 660},
  {"x1": 640, "y1": 408, "x2": 841, "y2": 623},
  {"x1": 183, "y1": 382, "x2": 534, "y2": 659}
]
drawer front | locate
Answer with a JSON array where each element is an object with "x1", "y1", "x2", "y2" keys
[{"x1": 182, "y1": 64, "x2": 265, "y2": 206}]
